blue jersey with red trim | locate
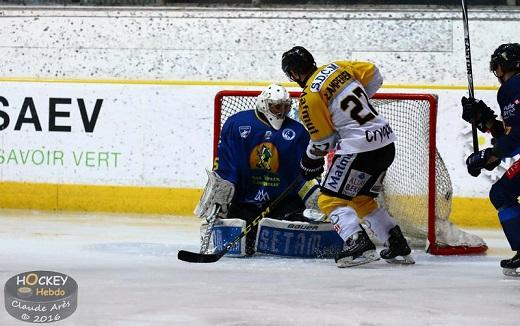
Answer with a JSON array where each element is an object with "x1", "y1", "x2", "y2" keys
[
  {"x1": 495, "y1": 74, "x2": 520, "y2": 157},
  {"x1": 215, "y1": 110, "x2": 309, "y2": 205}
]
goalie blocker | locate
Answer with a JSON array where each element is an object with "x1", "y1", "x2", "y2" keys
[{"x1": 201, "y1": 218, "x2": 343, "y2": 258}]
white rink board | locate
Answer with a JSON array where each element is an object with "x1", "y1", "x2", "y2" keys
[
  {"x1": 0, "y1": 82, "x2": 217, "y2": 187},
  {"x1": 0, "y1": 81, "x2": 513, "y2": 199},
  {"x1": 0, "y1": 7, "x2": 519, "y2": 200}
]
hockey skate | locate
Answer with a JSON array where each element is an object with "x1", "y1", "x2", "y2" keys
[
  {"x1": 380, "y1": 225, "x2": 415, "y2": 265},
  {"x1": 335, "y1": 228, "x2": 379, "y2": 268},
  {"x1": 501, "y1": 251, "x2": 520, "y2": 277}
]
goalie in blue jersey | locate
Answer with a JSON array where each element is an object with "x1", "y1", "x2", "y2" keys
[
  {"x1": 195, "y1": 84, "x2": 343, "y2": 257},
  {"x1": 462, "y1": 43, "x2": 520, "y2": 277}
]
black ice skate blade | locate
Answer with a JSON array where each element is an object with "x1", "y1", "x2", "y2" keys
[{"x1": 502, "y1": 268, "x2": 520, "y2": 277}]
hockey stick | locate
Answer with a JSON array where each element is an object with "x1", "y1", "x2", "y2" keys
[
  {"x1": 462, "y1": 0, "x2": 479, "y2": 153},
  {"x1": 199, "y1": 205, "x2": 221, "y2": 254},
  {"x1": 178, "y1": 175, "x2": 303, "y2": 263}
]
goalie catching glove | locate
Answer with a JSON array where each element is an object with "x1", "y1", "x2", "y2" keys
[
  {"x1": 194, "y1": 170, "x2": 235, "y2": 219},
  {"x1": 300, "y1": 152, "x2": 325, "y2": 181},
  {"x1": 465, "y1": 148, "x2": 501, "y2": 177},
  {"x1": 461, "y1": 97, "x2": 497, "y2": 133}
]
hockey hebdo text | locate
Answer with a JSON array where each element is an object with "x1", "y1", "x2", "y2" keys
[{"x1": 4, "y1": 271, "x2": 78, "y2": 323}]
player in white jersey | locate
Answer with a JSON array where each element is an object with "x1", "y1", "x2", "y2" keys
[{"x1": 281, "y1": 46, "x2": 414, "y2": 267}]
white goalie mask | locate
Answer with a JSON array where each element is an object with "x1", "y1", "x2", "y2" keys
[{"x1": 256, "y1": 84, "x2": 292, "y2": 130}]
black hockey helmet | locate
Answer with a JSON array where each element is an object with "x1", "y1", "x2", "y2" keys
[
  {"x1": 490, "y1": 43, "x2": 520, "y2": 73},
  {"x1": 281, "y1": 46, "x2": 317, "y2": 81}
]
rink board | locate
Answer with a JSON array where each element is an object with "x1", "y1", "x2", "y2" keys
[{"x1": 0, "y1": 79, "x2": 503, "y2": 227}]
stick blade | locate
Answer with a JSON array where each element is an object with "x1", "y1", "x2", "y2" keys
[{"x1": 177, "y1": 250, "x2": 221, "y2": 263}]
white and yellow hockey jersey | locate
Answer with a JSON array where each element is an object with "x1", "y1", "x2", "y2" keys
[{"x1": 298, "y1": 60, "x2": 396, "y2": 159}]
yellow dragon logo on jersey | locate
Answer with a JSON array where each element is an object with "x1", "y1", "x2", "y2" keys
[{"x1": 250, "y1": 142, "x2": 280, "y2": 172}]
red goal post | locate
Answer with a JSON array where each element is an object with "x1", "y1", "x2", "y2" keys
[{"x1": 213, "y1": 90, "x2": 487, "y2": 255}]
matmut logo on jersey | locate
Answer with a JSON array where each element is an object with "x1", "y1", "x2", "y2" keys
[
  {"x1": 249, "y1": 142, "x2": 280, "y2": 172},
  {"x1": 310, "y1": 63, "x2": 340, "y2": 92}
]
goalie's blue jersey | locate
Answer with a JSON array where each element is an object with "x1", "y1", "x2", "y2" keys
[
  {"x1": 214, "y1": 110, "x2": 309, "y2": 205},
  {"x1": 496, "y1": 73, "x2": 520, "y2": 157}
]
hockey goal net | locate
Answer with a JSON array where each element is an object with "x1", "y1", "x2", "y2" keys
[{"x1": 214, "y1": 90, "x2": 487, "y2": 255}]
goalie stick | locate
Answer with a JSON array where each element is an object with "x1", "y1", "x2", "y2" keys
[
  {"x1": 462, "y1": 0, "x2": 479, "y2": 153},
  {"x1": 178, "y1": 176, "x2": 303, "y2": 263}
]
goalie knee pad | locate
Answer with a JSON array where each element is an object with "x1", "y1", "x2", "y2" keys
[
  {"x1": 255, "y1": 218, "x2": 343, "y2": 258},
  {"x1": 200, "y1": 218, "x2": 247, "y2": 257}
]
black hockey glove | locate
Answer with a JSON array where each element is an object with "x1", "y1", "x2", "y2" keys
[
  {"x1": 461, "y1": 97, "x2": 497, "y2": 132},
  {"x1": 465, "y1": 148, "x2": 500, "y2": 177},
  {"x1": 300, "y1": 153, "x2": 325, "y2": 181}
]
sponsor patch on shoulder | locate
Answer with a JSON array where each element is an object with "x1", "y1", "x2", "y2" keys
[
  {"x1": 282, "y1": 128, "x2": 296, "y2": 140},
  {"x1": 239, "y1": 126, "x2": 251, "y2": 138}
]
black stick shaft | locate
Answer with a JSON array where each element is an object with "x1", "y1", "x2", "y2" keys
[{"x1": 462, "y1": 0, "x2": 479, "y2": 153}]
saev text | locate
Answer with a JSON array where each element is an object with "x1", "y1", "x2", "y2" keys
[{"x1": 0, "y1": 96, "x2": 103, "y2": 132}]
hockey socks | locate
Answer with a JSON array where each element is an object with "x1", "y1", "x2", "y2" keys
[
  {"x1": 498, "y1": 206, "x2": 520, "y2": 251},
  {"x1": 498, "y1": 206, "x2": 520, "y2": 277},
  {"x1": 363, "y1": 208, "x2": 414, "y2": 264}
]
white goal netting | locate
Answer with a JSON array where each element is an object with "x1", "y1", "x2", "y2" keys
[{"x1": 214, "y1": 91, "x2": 487, "y2": 254}]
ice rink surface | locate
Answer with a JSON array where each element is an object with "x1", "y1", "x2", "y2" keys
[{"x1": 0, "y1": 210, "x2": 519, "y2": 326}]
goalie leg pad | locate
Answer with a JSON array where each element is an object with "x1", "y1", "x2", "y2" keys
[
  {"x1": 255, "y1": 218, "x2": 343, "y2": 258},
  {"x1": 201, "y1": 218, "x2": 246, "y2": 257}
]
